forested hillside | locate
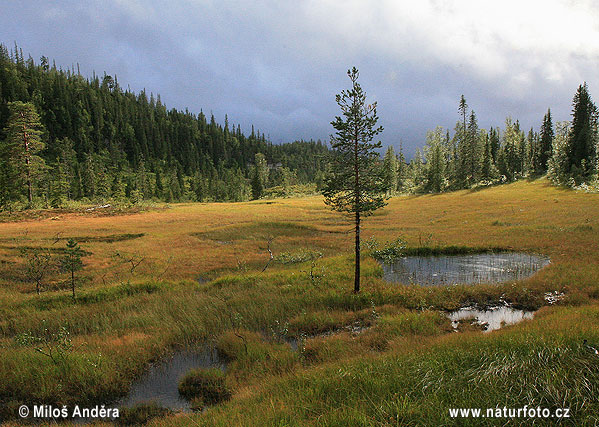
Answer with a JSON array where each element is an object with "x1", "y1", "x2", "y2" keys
[
  {"x1": 0, "y1": 44, "x2": 329, "y2": 209},
  {"x1": 2, "y1": 43, "x2": 597, "y2": 211}
]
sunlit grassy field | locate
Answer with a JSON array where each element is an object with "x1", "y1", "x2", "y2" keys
[{"x1": 0, "y1": 178, "x2": 598, "y2": 425}]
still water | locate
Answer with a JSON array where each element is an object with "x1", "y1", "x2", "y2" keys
[
  {"x1": 118, "y1": 346, "x2": 225, "y2": 411},
  {"x1": 448, "y1": 306, "x2": 535, "y2": 332},
  {"x1": 381, "y1": 252, "x2": 550, "y2": 286}
]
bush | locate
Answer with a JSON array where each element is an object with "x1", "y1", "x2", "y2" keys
[
  {"x1": 364, "y1": 237, "x2": 406, "y2": 262},
  {"x1": 275, "y1": 248, "x2": 322, "y2": 264},
  {"x1": 117, "y1": 402, "x2": 172, "y2": 426},
  {"x1": 178, "y1": 368, "x2": 231, "y2": 405}
]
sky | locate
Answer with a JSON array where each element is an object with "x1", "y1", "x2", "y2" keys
[{"x1": 2, "y1": 0, "x2": 599, "y2": 157}]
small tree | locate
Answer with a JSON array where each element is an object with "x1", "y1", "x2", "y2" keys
[
  {"x1": 22, "y1": 249, "x2": 54, "y2": 295},
  {"x1": 61, "y1": 239, "x2": 83, "y2": 300},
  {"x1": 322, "y1": 67, "x2": 388, "y2": 293}
]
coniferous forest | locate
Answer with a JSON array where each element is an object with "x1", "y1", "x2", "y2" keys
[
  {"x1": 1, "y1": 43, "x2": 598, "y2": 211},
  {"x1": 383, "y1": 88, "x2": 599, "y2": 195},
  {"x1": 0, "y1": 44, "x2": 329, "y2": 209}
]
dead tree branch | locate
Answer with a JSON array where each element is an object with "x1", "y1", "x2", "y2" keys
[{"x1": 261, "y1": 237, "x2": 274, "y2": 273}]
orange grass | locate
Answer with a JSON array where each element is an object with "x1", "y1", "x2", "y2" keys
[
  {"x1": 1, "y1": 178, "x2": 598, "y2": 424},
  {"x1": 1, "y1": 178, "x2": 598, "y2": 290}
]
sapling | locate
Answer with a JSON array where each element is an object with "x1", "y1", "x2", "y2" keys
[{"x1": 60, "y1": 238, "x2": 83, "y2": 300}]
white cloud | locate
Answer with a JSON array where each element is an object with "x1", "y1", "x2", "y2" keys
[
  {"x1": 293, "y1": 0, "x2": 599, "y2": 89},
  {"x1": 6, "y1": 0, "x2": 599, "y2": 151}
]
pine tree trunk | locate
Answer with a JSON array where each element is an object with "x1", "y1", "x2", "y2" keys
[
  {"x1": 354, "y1": 210, "x2": 360, "y2": 293},
  {"x1": 21, "y1": 118, "x2": 33, "y2": 205},
  {"x1": 71, "y1": 269, "x2": 75, "y2": 300},
  {"x1": 354, "y1": 123, "x2": 361, "y2": 294}
]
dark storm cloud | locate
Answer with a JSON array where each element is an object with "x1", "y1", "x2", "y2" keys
[{"x1": 2, "y1": 0, "x2": 599, "y2": 156}]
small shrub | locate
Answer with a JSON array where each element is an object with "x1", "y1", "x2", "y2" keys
[
  {"x1": 369, "y1": 237, "x2": 406, "y2": 262},
  {"x1": 14, "y1": 322, "x2": 74, "y2": 365},
  {"x1": 117, "y1": 402, "x2": 172, "y2": 426},
  {"x1": 178, "y1": 368, "x2": 231, "y2": 405},
  {"x1": 275, "y1": 248, "x2": 322, "y2": 264}
]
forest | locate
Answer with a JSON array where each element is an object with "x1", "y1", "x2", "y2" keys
[
  {"x1": 384, "y1": 90, "x2": 598, "y2": 194},
  {"x1": 1, "y1": 43, "x2": 598, "y2": 212},
  {"x1": 0, "y1": 44, "x2": 329, "y2": 209}
]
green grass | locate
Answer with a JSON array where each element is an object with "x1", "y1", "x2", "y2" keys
[
  {"x1": 178, "y1": 368, "x2": 231, "y2": 405},
  {"x1": 158, "y1": 305, "x2": 599, "y2": 426},
  {"x1": 0, "y1": 180, "x2": 598, "y2": 425}
]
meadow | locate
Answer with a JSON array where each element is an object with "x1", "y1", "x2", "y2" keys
[{"x1": 0, "y1": 178, "x2": 598, "y2": 426}]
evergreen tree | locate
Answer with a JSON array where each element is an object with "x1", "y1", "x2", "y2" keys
[
  {"x1": 251, "y1": 153, "x2": 268, "y2": 199},
  {"x1": 396, "y1": 143, "x2": 407, "y2": 192},
  {"x1": 382, "y1": 146, "x2": 398, "y2": 194},
  {"x1": 568, "y1": 83, "x2": 597, "y2": 181},
  {"x1": 60, "y1": 239, "x2": 84, "y2": 301},
  {"x1": 409, "y1": 149, "x2": 425, "y2": 190},
  {"x1": 2, "y1": 101, "x2": 46, "y2": 205},
  {"x1": 538, "y1": 109, "x2": 554, "y2": 173},
  {"x1": 547, "y1": 122, "x2": 571, "y2": 185},
  {"x1": 499, "y1": 117, "x2": 524, "y2": 181},
  {"x1": 322, "y1": 67, "x2": 387, "y2": 293},
  {"x1": 480, "y1": 130, "x2": 498, "y2": 181},
  {"x1": 465, "y1": 110, "x2": 481, "y2": 185},
  {"x1": 455, "y1": 95, "x2": 469, "y2": 187},
  {"x1": 489, "y1": 127, "x2": 500, "y2": 163},
  {"x1": 423, "y1": 126, "x2": 447, "y2": 192}
]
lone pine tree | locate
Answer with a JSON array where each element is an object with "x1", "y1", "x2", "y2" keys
[{"x1": 322, "y1": 67, "x2": 388, "y2": 293}]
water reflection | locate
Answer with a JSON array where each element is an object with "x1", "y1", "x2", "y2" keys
[
  {"x1": 382, "y1": 253, "x2": 550, "y2": 286},
  {"x1": 448, "y1": 306, "x2": 534, "y2": 332},
  {"x1": 118, "y1": 346, "x2": 225, "y2": 411}
]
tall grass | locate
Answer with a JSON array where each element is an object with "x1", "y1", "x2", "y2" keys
[{"x1": 0, "y1": 179, "x2": 598, "y2": 424}]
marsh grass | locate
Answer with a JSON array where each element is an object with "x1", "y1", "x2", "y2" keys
[
  {"x1": 178, "y1": 368, "x2": 231, "y2": 405},
  {"x1": 117, "y1": 402, "x2": 173, "y2": 426},
  {"x1": 0, "y1": 180, "x2": 598, "y2": 424},
  {"x1": 158, "y1": 306, "x2": 599, "y2": 426}
]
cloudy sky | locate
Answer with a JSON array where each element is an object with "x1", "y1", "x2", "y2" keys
[{"x1": 2, "y1": 0, "x2": 599, "y2": 156}]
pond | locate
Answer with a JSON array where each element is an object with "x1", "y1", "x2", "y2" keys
[
  {"x1": 381, "y1": 252, "x2": 550, "y2": 286},
  {"x1": 448, "y1": 306, "x2": 535, "y2": 332},
  {"x1": 117, "y1": 346, "x2": 226, "y2": 411}
]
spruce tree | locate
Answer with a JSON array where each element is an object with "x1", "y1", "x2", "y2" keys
[
  {"x1": 322, "y1": 67, "x2": 387, "y2": 293},
  {"x1": 424, "y1": 126, "x2": 447, "y2": 192},
  {"x1": 382, "y1": 146, "x2": 398, "y2": 194},
  {"x1": 251, "y1": 153, "x2": 268, "y2": 199},
  {"x1": 538, "y1": 109, "x2": 554, "y2": 173},
  {"x1": 568, "y1": 83, "x2": 597, "y2": 181},
  {"x1": 396, "y1": 143, "x2": 406, "y2": 192},
  {"x1": 466, "y1": 110, "x2": 481, "y2": 185}
]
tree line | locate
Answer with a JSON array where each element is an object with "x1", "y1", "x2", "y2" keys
[
  {"x1": 0, "y1": 44, "x2": 329, "y2": 209},
  {"x1": 382, "y1": 86, "x2": 598, "y2": 194}
]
